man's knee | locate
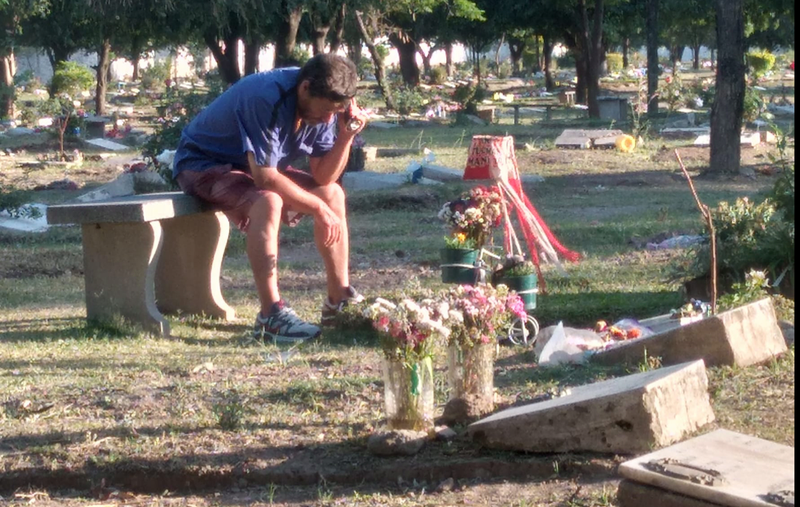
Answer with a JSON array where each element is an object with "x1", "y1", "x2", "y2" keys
[
  {"x1": 251, "y1": 191, "x2": 284, "y2": 220},
  {"x1": 315, "y1": 182, "x2": 345, "y2": 207}
]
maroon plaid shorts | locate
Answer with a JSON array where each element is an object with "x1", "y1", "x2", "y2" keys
[{"x1": 176, "y1": 164, "x2": 318, "y2": 231}]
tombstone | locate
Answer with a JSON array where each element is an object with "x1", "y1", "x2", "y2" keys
[
  {"x1": 617, "y1": 429, "x2": 794, "y2": 507},
  {"x1": 597, "y1": 97, "x2": 629, "y2": 122},
  {"x1": 591, "y1": 298, "x2": 787, "y2": 368},
  {"x1": 466, "y1": 360, "x2": 715, "y2": 454},
  {"x1": 85, "y1": 117, "x2": 110, "y2": 138},
  {"x1": 345, "y1": 146, "x2": 365, "y2": 172}
]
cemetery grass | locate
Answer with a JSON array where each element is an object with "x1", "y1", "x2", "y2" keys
[{"x1": 0, "y1": 121, "x2": 795, "y2": 506}]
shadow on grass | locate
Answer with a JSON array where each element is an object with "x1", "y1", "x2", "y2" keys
[
  {"x1": 0, "y1": 316, "x2": 252, "y2": 347},
  {"x1": 532, "y1": 290, "x2": 681, "y2": 329},
  {"x1": 0, "y1": 317, "x2": 130, "y2": 343},
  {"x1": 1, "y1": 421, "x2": 617, "y2": 497}
]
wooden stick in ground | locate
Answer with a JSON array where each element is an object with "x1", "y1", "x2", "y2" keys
[
  {"x1": 675, "y1": 149, "x2": 717, "y2": 314},
  {"x1": 499, "y1": 193, "x2": 524, "y2": 258}
]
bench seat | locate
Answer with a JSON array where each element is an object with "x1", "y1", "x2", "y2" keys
[{"x1": 47, "y1": 192, "x2": 235, "y2": 336}]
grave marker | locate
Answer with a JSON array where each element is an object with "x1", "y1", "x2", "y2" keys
[
  {"x1": 592, "y1": 298, "x2": 787, "y2": 368},
  {"x1": 617, "y1": 429, "x2": 794, "y2": 507},
  {"x1": 466, "y1": 360, "x2": 715, "y2": 454}
]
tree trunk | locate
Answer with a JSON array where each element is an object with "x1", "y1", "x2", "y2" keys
[
  {"x1": 345, "y1": 31, "x2": 362, "y2": 72},
  {"x1": 417, "y1": 44, "x2": 433, "y2": 78},
  {"x1": 708, "y1": 0, "x2": 745, "y2": 175},
  {"x1": 205, "y1": 33, "x2": 241, "y2": 84},
  {"x1": 577, "y1": 0, "x2": 604, "y2": 117},
  {"x1": 670, "y1": 44, "x2": 684, "y2": 75},
  {"x1": 445, "y1": 42, "x2": 454, "y2": 76},
  {"x1": 330, "y1": 3, "x2": 346, "y2": 53},
  {"x1": 311, "y1": 12, "x2": 331, "y2": 55},
  {"x1": 693, "y1": 43, "x2": 701, "y2": 69},
  {"x1": 622, "y1": 37, "x2": 629, "y2": 68},
  {"x1": 495, "y1": 32, "x2": 505, "y2": 73},
  {"x1": 275, "y1": 5, "x2": 303, "y2": 67},
  {"x1": 354, "y1": 10, "x2": 395, "y2": 110},
  {"x1": 646, "y1": 0, "x2": 659, "y2": 115},
  {"x1": 47, "y1": 46, "x2": 73, "y2": 96},
  {"x1": 244, "y1": 40, "x2": 261, "y2": 75},
  {"x1": 1, "y1": 51, "x2": 15, "y2": 120},
  {"x1": 574, "y1": 49, "x2": 587, "y2": 103},
  {"x1": 472, "y1": 46, "x2": 481, "y2": 85},
  {"x1": 543, "y1": 35, "x2": 555, "y2": 90},
  {"x1": 131, "y1": 59, "x2": 140, "y2": 81},
  {"x1": 94, "y1": 38, "x2": 111, "y2": 116},
  {"x1": 390, "y1": 33, "x2": 420, "y2": 87},
  {"x1": 129, "y1": 35, "x2": 142, "y2": 81},
  {"x1": 508, "y1": 36, "x2": 525, "y2": 75},
  {"x1": 533, "y1": 35, "x2": 541, "y2": 72}
]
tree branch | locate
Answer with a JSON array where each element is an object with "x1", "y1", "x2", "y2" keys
[{"x1": 675, "y1": 149, "x2": 717, "y2": 314}]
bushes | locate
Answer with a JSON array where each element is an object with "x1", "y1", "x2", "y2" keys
[
  {"x1": 746, "y1": 50, "x2": 776, "y2": 79},
  {"x1": 49, "y1": 62, "x2": 94, "y2": 97},
  {"x1": 452, "y1": 83, "x2": 487, "y2": 115},
  {"x1": 606, "y1": 53, "x2": 624, "y2": 73},
  {"x1": 429, "y1": 66, "x2": 448, "y2": 85},
  {"x1": 391, "y1": 86, "x2": 426, "y2": 115},
  {"x1": 676, "y1": 173, "x2": 795, "y2": 299},
  {"x1": 140, "y1": 60, "x2": 171, "y2": 91},
  {"x1": 142, "y1": 89, "x2": 220, "y2": 164}
]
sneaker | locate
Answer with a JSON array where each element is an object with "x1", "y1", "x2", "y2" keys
[
  {"x1": 321, "y1": 286, "x2": 365, "y2": 326},
  {"x1": 253, "y1": 301, "x2": 321, "y2": 344}
]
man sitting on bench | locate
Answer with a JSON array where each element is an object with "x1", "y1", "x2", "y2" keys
[{"x1": 173, "y1": 54, "x2": 367, "y2": 344}]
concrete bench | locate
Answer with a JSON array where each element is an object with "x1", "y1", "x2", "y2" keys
[{"x1": 47, "y1": 192, "x2": 235, "y2": 336}]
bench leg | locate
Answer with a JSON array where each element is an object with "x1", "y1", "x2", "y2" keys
[
  {"x1": 82, "y1": 221, "x2": 169, "y2": 336},
  {"x1": 514, "y1": 107, "x2": 520, "y2": 125},
  {"x1": 155, "y1": 211, "x2": 236, "y2": 321}
]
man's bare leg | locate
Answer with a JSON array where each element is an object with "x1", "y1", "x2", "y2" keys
[
  {"x1": 245, "y1": 191, "x2": 284, "y2": 316},
  {"x1": 310, "y1": 183, "x2": 350, "y2": 304}
]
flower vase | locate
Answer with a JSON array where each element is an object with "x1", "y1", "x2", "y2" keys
[
  {"x1": 440, "y1": 248, "x2": 480, "y2": 284},
  {"x1": 494, "y1": 273, "x2": 538, "y2": 311},
  {"x1": 446, "y1": 342, "x2": 496, "y2": 418},
  {"x1": 382, "y1": 357, "x2": 434, "y2": 431}
]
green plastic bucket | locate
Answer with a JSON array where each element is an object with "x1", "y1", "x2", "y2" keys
[
  {"x1": 495, "y1": 274, "x2": 538, "y2": 310},
  {"x1": 440, "y1": 248, "x2": 480, "y2": 284}
]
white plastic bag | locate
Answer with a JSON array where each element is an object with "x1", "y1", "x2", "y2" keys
[{"x1": 537, "y1": 321, "x2": 605, "y2": 367}]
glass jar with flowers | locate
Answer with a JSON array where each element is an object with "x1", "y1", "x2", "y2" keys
[
  {"x1": 364, "y1": 297, "x2": 451, "y2": 431},
  {"x1": 438, "y1": 186, "x2": 504, "y2": 285},
  {"x1": 440, "y1": 284, "x2": 527, "y2": 422}
]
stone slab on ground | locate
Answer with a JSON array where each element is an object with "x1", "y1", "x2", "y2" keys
[
  {"x1": 466, "y1": 360, "x2": 715, "y2": 454},
  {"x1": 618, "y1": 480, "x2": 730, "y2": 507},
  {"x1": 340, "y1": 171, "x2": 409, "y2": 192},
  {"x1": 617, "y1": 429, "x2": 794, "y2": 507},
  {"x1": 375, "y1": 147, "x2": 423, "y2": 157},
  {"x1": 0, "y1": 203, "x2": 49, "y2": 232},
  {"x1": 84, "y1": 138, "x2": 130, "y2": 151},
  {"x1": 554, "y1": 129, "x2": 625, "y2": 149},
  {"x1": 419, "y1": 164, "x2": 463, "y2": 182},
  {"x1": 591, "y1": 298, "x2": 787, "y2": 368},
  {"x1": 693, "y1": 132, "x2": 762, "y2": 147}
]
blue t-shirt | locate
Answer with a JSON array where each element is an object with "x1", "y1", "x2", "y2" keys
[{"x1": 172, "y1": 68, "x2": 337, "y2": 177}]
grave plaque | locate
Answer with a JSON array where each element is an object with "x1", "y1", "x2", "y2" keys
[
  {"x1": 592, "y1": 298, "x2": 787, "y2": 368},
  {"x1": 617, "y1": 429, "x2": 794, "y2": 507},
  {"x1": 466, "y1": 360, "x2": 714, "y2": 454}
]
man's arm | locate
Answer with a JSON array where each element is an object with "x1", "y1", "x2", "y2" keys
[
  {"x1": 248, "y1": 152, "x2": 322, "y2": 215},
  {"x1": 247, "y1": 152, "x2": 342, "y2": 246},
  {"x1": 308, "y1": 98, "x2": 368, "y2": 186},
  {"x1": 308, "y1": 134, "x2": 355, "y2": 186}
]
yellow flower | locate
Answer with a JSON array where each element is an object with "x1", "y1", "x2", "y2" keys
[
  {"x1": 615, "y1": 134, "x2": 636, "y2": 153},
  {"x1": 456, "y1": 233, "x2": 467, "y2": 243}
]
